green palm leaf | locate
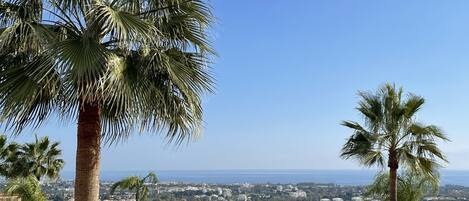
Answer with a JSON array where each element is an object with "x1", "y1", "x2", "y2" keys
[{"x1": 110, "y1": 172, "x2": 158, "y2": 201}]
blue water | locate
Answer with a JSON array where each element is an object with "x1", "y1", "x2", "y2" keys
[{"x1": 61, "y1": 170, "x2": 469, "y2": 186}]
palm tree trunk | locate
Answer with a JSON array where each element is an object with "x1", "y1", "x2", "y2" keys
[
  {"x1": 389, "y1": 153, "x2": 398, "y2": 201},
  {"x1": 136, "y1": 188, "x2": 140, "y2": 201},
  {"x1": 74, "y1": 102, "x2": 101, "y2": 201},
  {"x1": 389, "y1": 166, "x2": 398, "y2": 201}
]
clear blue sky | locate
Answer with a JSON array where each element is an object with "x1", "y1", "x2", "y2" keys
[{"x1": 10, "y1": 0, "x2": 469, "y2": 171}]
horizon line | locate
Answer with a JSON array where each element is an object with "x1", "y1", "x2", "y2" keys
[{"x1": 60, "y1": 168, "x2": 469, "y2": 172}]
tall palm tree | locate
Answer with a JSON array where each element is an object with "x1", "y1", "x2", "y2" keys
[
  {"x1": 0, "y1": 0, "x2": 214, "y2": 200},
  {"x1": 9, "y1": 135, "x2": 64, "y2": 180},
  {"x1": 110, "y1": 172, "x2": 158, "y2": 201},
  {"x1": 366, "y1": 170, "x2": 439, "y2": 201},
  {"x1": 4, "y1": 176, "x2": 47, "y2": 201},
  {"x1": 340, "y1": 83, "x2": 449, "y2": 201}
]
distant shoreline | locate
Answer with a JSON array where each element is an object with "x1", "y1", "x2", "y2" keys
[{"x1": 59, "y1": 170, "x2": 469, "y2": 186}]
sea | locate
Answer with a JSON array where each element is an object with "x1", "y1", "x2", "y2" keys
[{"x1": 60, "y1": 170, "x2": 469, "y2": 186}]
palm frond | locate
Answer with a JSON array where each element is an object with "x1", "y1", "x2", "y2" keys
[
  {"x1": 403, "y1": 94, "x2": 425, "y2": 118},
  {"x1": 110, "y1": 172, "x2": 157, "y2": 201},
  {"x1": 0, "y1": 54, "x2": 60, "y2": 132},
  {"x1": 89, "y1": 1, "x2": 156, "y2": 46},
  {"x1": 148, "y1": 0, "x2": 214, "y2": 54}
]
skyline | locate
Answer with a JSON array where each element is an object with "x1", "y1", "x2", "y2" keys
[{"x1": 6, "y1": 0, "x2": 469, "y2": 171}]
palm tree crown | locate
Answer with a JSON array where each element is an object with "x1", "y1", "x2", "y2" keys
[
  {"x1": 341, "y1": 84, "x2": 448, "y2": 176},
  {"x1": 110, "y1": 172, "x2": 158, "y2": 201},
  {"x1": 9, "y1": 135, "x2": 64, "y2": 180},
  {"x1": 341, "y1": 83, "x2": 449, "y2": 201},
  {"x1": 0, "y1": 0, "x2": 214, "y2": 143}
]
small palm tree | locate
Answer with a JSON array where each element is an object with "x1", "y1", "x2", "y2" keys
[
  {"x1": 9, "y1": 135, "x2": 64, "y2": 181},
  {"x1": 110, "y1": 172, "x2": 158, "y2": 201},
  {"x1": 3, "y1": 176, "x2": 47, "y2": 201},
  {"x1": 366, "y1": 170, "x2": 439, "y2": 201},
  {"x1": 341, "y1": 83, "x2": 449, "y2": 201}
]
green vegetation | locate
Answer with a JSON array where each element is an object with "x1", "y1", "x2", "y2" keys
[
  {"x1": 3, "y1": 176, "x2": 47, "y2": 201},
  {"x1": 341, "y1": 83, "x2": 449, "y2": 201},
  {"x1": 9, "y1": 135, "x2": 64, "y2": 180},
  {"x1": 0, "y1": 135, "x2": 63, "y2": 200},
  {"x1": 110, "y1": 172, "x2": 158, "y2": 201},
  {"x1": 0, "y1": 135, "x2": 19, "y2": 176},
  {"x1": 0, "y1": 0, "x2": 215, "y2": 200},
  {"x1": 366, "y1": 170, "x2": 439, "y2": 201},
  {"x1": 0, "y1": 135, "x2": 64, "y2": 180}
]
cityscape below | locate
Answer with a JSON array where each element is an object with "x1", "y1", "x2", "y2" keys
[{"x1": 36, "y1": 170, "x2": 469, "y2": 201}]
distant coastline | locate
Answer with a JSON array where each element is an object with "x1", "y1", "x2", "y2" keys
[{"x1": 60, "y1": 170, "x2": 469, "y2": 186}]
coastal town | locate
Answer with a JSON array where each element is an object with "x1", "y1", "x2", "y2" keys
[
  {"x1": 36, "y1": 180, "x2": 469, "y2": 201},
  {"x1": 0, "y1": 0, "x2": 468, "y2": 201}
]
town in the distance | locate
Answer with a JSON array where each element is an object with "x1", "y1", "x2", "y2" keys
[
  {"x1": 1, "y1": 0, "x2": 469, "y2": 201},
  {"x1": 37, "y1": 180, "x2": 469, "y2": 201}
]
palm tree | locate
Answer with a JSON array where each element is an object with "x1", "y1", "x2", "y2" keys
[
  {"x1": 340, "y1": 83, "x2": 449, "y2": 201},
  {"x1": 0, "y1": 135, "x2": 18, "y2": 176},
  {"x1": 366, "y1": 170, "x2": 439, "y2": 201},
  {"x1": 9, "y1": 135, "x2": 64, "y2": 180},
  {"x1": 110, "y1": 172, "x2": 158, "y2": 201},
  {"x1": 3, "y1": 176, "x2": 47, "y2": 201},
  {"x1": 0, "y1": 0, "x2": 214, "y2": 200}
]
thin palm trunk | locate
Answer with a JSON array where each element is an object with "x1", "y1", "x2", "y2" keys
[
  {"x1": 136, "y1": 188, "x2": 140, "y2": 201},
  {"x1": 389, "y1": 153, "x2": 398, "y2": 201},
  {"x1": 389, "y1": 167, "x2": 398, "y2": 201},
  {"x1": 75, "y1": 102, "x2": 101, "y2": 201}
]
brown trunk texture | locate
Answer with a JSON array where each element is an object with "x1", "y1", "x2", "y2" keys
[
  {"x1": 74, "y1": 102, "x2": 101, "y2": 201},
  {"x1": 389, "y1": 155, "x2": 398, "y2": 201}
]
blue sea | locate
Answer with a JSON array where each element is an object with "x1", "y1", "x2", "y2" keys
[{"x1": 61, "y1": 170, "x2": 469, "y2": 186}]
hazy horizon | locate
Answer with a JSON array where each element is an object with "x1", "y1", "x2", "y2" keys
[{"x1": 56, "y1": 170, "x2": 469, "y2": 186}]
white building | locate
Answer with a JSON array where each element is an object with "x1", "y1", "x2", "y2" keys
[
  {"x1": 289, "y1": 190, "x2": 307, "y2": 198},
  {"x1": 352, "y1": 197, "x2": 364, "y2": 201},
  {"x1": 222, "y1": 189, "x2": 232, "y2": 198},
  {"x1": 237, "y1": 194, "x2": 248, "y2": 201},
  {"x1": 216, "y1": 187, "x2": 223, "y2": 195},
  {"x1": 276, "y1": 185, "x2": 283, "y2": 191},
  {"x1": 209, "y1": 194, "x2": 226, "y2": 201}
]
